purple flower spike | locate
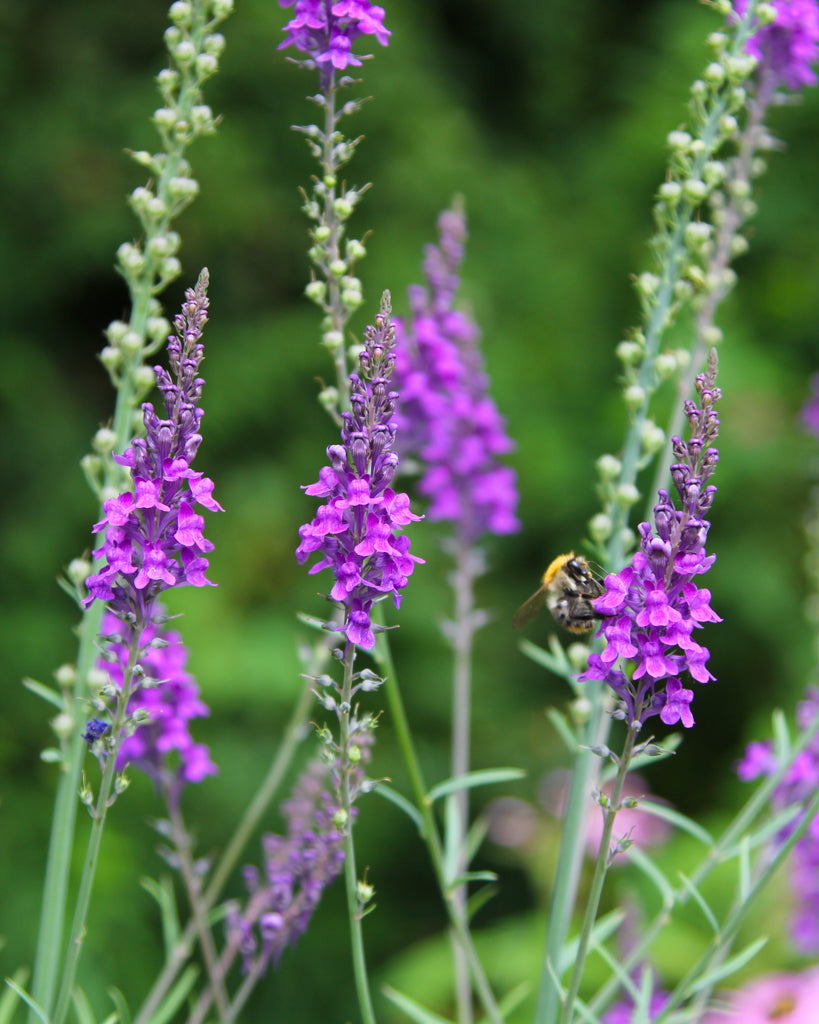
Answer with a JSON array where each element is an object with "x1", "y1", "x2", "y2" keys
[
  {"x1": 734, "y1": 0, "x2": 819, "y2": 90},
  {"x1": 392, "y1": 205, "x2": 520, "y2": 543},
  {"x1": 97, "y1": 611, "x2": 217, "y2": 787},
  {"x1": 83, "y1": 270, "x2": 222, "y2": 625},
  {"x1": 279, "y1": 0, "x2": 390, "y2": 74},
  {"x1": 580, "y1": 356, "x2": 722, "y2": 729},
  {"x1": 296, "y1": 294, "x2": 423, "y2": 650},
  {"x1": 738, "y1": 687, "x2": 819, "y2": 954}
]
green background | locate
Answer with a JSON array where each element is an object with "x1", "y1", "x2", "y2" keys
[{"x1": 2, "y1": 0, "x2": 819, "y2": 1019}]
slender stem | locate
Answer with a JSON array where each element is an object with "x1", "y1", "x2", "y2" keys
[
  {"x1": 133, "y1": 672, "x2": 316, "y2": 1024},
  {"x1": 559, "y1": 725, "x2": 638, "y2": 1024},
  {"x1": 587, "y1": 708, "x2": 819, "y2": 1018},
  {"x1": 446, "y1": 538, "x2": 480, "y2": 1024},
  {"x1": 51, "y1": 629, "x2": 142, "y2": 1024},
  {"x1": 166, "y1": 788, "x2": 230, "y2": 1020},
  {"x1": 339, "y1": 641, "x2": 377, "y2": 1024},
  {"x1": 374, "y1": 626, "x2": 504, "y2": 1024}
]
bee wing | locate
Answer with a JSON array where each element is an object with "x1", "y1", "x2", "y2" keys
[{"x1": 513, "y1": 586, "x2": 547, "y2": 630}]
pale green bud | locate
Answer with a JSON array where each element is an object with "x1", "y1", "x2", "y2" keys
[
  {"x1": 707, "y1": 31, "x2": 727, "y2": 49},
  {"x1": 99, "y1": 346, "x2": 121, "y2": 372},
  {"x1": 346, "y1": 239, "x2": 366, "y2": 260},
  {"x1": 757, "y1": 2, "x2": 777, "y2": 24},
  {"x1": 93, "y1": 427, "x2": 118, "y2": 456},
  {"x1": 204, "y1": 32, "x2": 226, "y2": 55},
  {"x1": 318, "y1": 386, "x2": 339, "y2": 412},
  {"x1": 719, "y1": 113, "x2": 738, "y2": 135},
  {"x1": 636, "y1": 273, "x2": 659, "y2": 298},
  {"x1": 640, "y1": 419, "x2": 665, "y2": 454},
  {"x1": 117, "y1": 242, "x2": 145, "y2": 273},
  {"x1": 623, "y1": 384, "x2": 646, "y2": 411},
  {"x1": 616, "y1": 340, "x2": 643, "y2": 367},
  {"x1": 357, "y1": 879, "x2": 375, "y2": 904},
  {"x1": 684, "y1": 221, "x2": 712, "y2": 248},
  {"x1": 174, "y1": 40, "x2": 196, "y2": 63},
  {"x1": 147, "y1": 316, "x2": 171, "y2": 342},
  {"x1": 683, "y1": 179, "x2": 708, "y2": 203},
  {"x1": 322, "y1": 330, "x2": 344, "y2": 351},
  {"x1": 160, "y1": 256, "x2": 182, "y2": 280},
  {"x1": 86, "y1": 667, "x2": 110, "y2": 692},
  {"x1": 704, "y1": 62, "x2": 725, "y2": 85},
  {"x1": 667, "y1": 129, "x2": 692, "y2": 150},
  {"x1": 596, "y1": 454, "x2": 622, "y2": 479},
  {"x1": 703, "y1": 325, "x2": 724, "y2": 345},
  {"x1": 313, "y1": 225, "x2": 331, "y2": 242},
  {"x1": 730, "y1": 234, "x2": 749, "y2": 258},
  {"x1": 67, "y1": 559, "x2": 92, "y2": 588},
  {"x1": 169, "y1": 0, "x2": 192, "y2": 23},
  {"x1": 329, "y1": 259, "x2": 347, "y2": 277},
  {"x1": 51, "y1": 712, "x2": 75, "y2": 740},
  {"x1": 134, "y1": 366, "x2": 157, "y2": 392},
  {"x1": 654, "y1": 352, "x2": 677, "y2": 380},
  {"x1": 333, "y1": 197, "x2": 354, "y2": 218},
  {"x1": 588, "y1": 512, "x2": 613, "y2": 543},
  {"x1": 55, "y1": 663, "x2": 77, "y2": 688},
  {"x1": 168, "y1": 175, "x2": 199, "y2": 199},
  {"x1": 569, "y1": 693, "x2": 593, "y2": 720},
  {"x1": 659, "y1": 181, "x2": 682, "y2": 202},
  {"x1": 196, "y1": 53, "x2": 218, "y2": 77},
  {"x1": 106, "y1": 320, "x2": 129, "y2": 344},
  {"x1": 211, "y1": 0, "x2": 233, "y2": 17},
  {"x1": 305, "y1": 280, "x2": 327, "y2": 303},
  {"x1": 616, "y1": 482, "x2": 640, "y2": 507}
]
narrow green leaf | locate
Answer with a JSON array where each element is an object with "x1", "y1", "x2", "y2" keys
[
  {"x1": 139, "y1": 876, "x2": 181, "y2": 954},
  {"x1": 146, "y1": 966, "x2": 199, "y2": 1024},
  {"x1": 3, "y1": 980, "x2": 48, "y2": 1024},
  {"x1": 466, "y1": 883, "x2": 498, "y2": 921},
  {"x1": 22, "y1": 678, "x2": 64, "y2": 710},
  {"x1": 676, "y1": 872, "x2": 718, "y2": 934},
  {"x1": 427, "y1": 767, "x2": 525, "y2": 805},
  {"x1": 545, "y1": 708, "x2": 579, "y2": 755},
  {"x1": 100, "y1": 1014, "x2": 119, "y2": 1024},
  {"x1": 558, "y1": 909, "x2": 625, "y2": 974},
  {"x1": 0, "y1": 969, "x2": 30, "y2": 1024},
  {"x1": 518, "y1": 638, "x2": 573, "y2": 681},
  {"x1": 373, "y1": 782, "x2": 425, "y2": 834},
  {"x1": 447, "y1": 870, "x2": 498, "y2": 892},
  {"x1": 382, "y1": 985, "x2": 455, "y2": 1024},
  {"x1": 71, "y1": 986, "x2": 97, "y2": 1024},
  {"x1": 107, "y1": 988, "x2": 131, "y2": 1024},
  {"x1": 626, "y1": 846, "x2": 675, "y2": 906},
  {"x1": 691, "y1": 936, "x2": 768, "y2": 993},
  {"x1": 494, "y1": 982, "x2": 532, "y2": 1021},
  {"x1": 295, "y1": 612, "x2": 331, "y2": 632},
  {"x1": 636, "y1": 801, "x2": 713, "y2": 846}
]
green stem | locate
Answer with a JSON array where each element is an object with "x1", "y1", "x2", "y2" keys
[
  {"x1": 51, "y1": 630, "x2": 142, "y2": 1024},
  {"x1": 559, "y1": 725, "x2": 638, "y2": 1024},
  {"x1": 340, "y1": 641, "x2": 377, "y2": 1024},
  {"x1": 133, "y1": 671, "x2": 316, "y2": 1024},
  {"x1": 374, "y1": 628, "x2": 504, "y2": 1024},
  {"x1": 166, "y1": 789, "x2": 229, "y2": 1021}
]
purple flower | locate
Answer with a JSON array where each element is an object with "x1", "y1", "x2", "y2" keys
[
  {"x1": 803, "y1": 374, "x2": 819, "y2": 436},
  {"x1": 734, "y1": 0, "x2": 819, "y2": 90},
  {"x1": 296, "y1": 295, "x2": 423, "y2": 650},
  {"x1": 97, "y1": 610, "x2": 217, "y2": 786},
  {"x1": 278, "y1": 0, "x2": 390, "y2": 74},
  {"x1": 738, "y1": 686, "x2": 819, "y2": 953},
  {"x1": 392, "y1": 206, "x2": 520, "y2": 543},
  {"x1": 230, "y1": 731, "x2": 374, "y2": 974},
  {"x1": 602, "y1": 991, "x2": 668, "y2": 1024},
  {"x1": 580, "y1": 359, "x2": 722, "y2": 728},
  {"x1": 83, "y1": 271, "x2": 223, "y2": 624}
]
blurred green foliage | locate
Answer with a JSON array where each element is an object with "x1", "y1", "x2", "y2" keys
[{"x1": 2, "y1": 0, "x2": 819, "y2": 1020}]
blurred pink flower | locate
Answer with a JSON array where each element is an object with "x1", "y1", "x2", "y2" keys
[
  {"x1": 540, "y1": 771, "x2": 672, "y2": 864},
  {"x1": 701, "y1": 967, "x2": 819, "y2": 1023}
]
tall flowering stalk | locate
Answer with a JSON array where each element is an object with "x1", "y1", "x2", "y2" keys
[
  {"x1": 281, "y1": 0, "x2": 390, "y2": 416},
  {"x1": 558, "y1": 357, "x2": 722, "y2": 1024},
  {"x1": 296, "y1": 293, "x2": 421, "y2": 1024},
  {"x1": 30, "y1": 6, "x2": 231, "y2": 1018},
  {"x1": 49, "y1": 273, "x2": 221, "y2": 1024},
  {"x1": 392, "y1": 203, "x2": 519, "y2": 1022}
]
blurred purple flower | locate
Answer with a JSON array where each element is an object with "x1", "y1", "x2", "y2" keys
[
  {"x1": 579, "y1": 359, "x2": 722, "y2": 728},
  {"x1": 734, "y1": 0, "x2": 819, "y2": 90},
  {"x1": 84, "y1": 270, "x2": 222, "y2": 625},
  {"x1": 701, "y1": 966, "x2": 819, "y2": 1023},
  {"x1": 296, "y1": 296, "x2": 423, "y2": 650},
  {"x1": 392, "y1": 205, "x2": 520, "y2": 542},
  {"x1": 279, "y1": 0, "x2": 389, "y2": 75},
  {"x1": 230, "y1": 730, "x2": 374, "y2": 973},
  {"x1": 98, "y1": 610, "x2": 217, "y2": 786},
  {"x1": 802, "y1": 374, "x2": 819, "y2": 436},
  {"x1": 602, "y1": 991, "x2": 668, "y2": 1024},
  {"x1": 738, "y1": 686, "x2": 819, "y2": 953}
]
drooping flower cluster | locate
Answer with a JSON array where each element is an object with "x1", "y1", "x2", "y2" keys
[
  {"x1": 296, "y1": 295, "x2": 423, "y2": 650},
  {"x1": 734, "y1": 0, "x2": 819, "y2": 91},
  {"x1": 83, "y1": 270, "x2": 223, "y2": 624},
  {"x1": 278, "y1": 0, "x2": 390, "y2": 74},
  {"x1": 391, "y1": 206, "x2": 520, "y2": 543},
  {"x1": 95, "y1": 610, "x2": 217, "y2": 787},
  {"x1": 738, "y1": 686, "x2": 819, "y2": 952},
  {"x1": 227, "y1": 730, "x2": 373, "y2": 974},
  {"x1": 580, "y1": 359, "x2": 723, "y2": 728}
]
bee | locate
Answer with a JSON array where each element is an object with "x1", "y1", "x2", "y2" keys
[{"x1": 513, "y1": 552, "x2": 604, "y2": 634}]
